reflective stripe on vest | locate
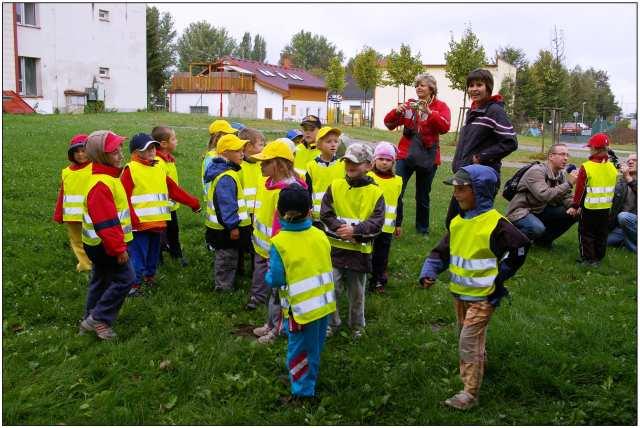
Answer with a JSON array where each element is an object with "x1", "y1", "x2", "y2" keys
[
  {"x1": 128, "y1": 161, "x2": 172, "y2": 223},
  {"x1": 82, "y1": 174, "x2": 133, "y2": 245},
  {"x1": 327, "y1": 178, "x2": 383, "y2": 254},
  {"x1": 368, "y1": 172, "x2": 403, "y2": 233},
  {"x1": 583, "y1": 160, "x2": 618, "y2": 209},
  {"x1": 205, "y1": 169, "x2": 251, "y2": 230},
  {"x1": 156, "y1": 156, "x2": 180, "y2": 211},
  {"x1": 201, "y1": 150, "x2": 217, "y2": 198},
  {"x1": 252, "y1": 184, "x2": 281, "y2": 258},
  {"x1": 307, "y1": 160, "x2": 344, "y2": 220},
  {"x1": 61, "y1": 163, "x2": 92, "y2": 222},
  {"x1": 271, "y1": 228, "x2": 336, "y2": 324},
  {"x1": 448, "y1": 209, "x2": 503, "y2": 297}
]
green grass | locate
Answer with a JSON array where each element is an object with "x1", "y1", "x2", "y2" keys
[{"x1": 3, "y1": 112, "x2": 637, "y2": 425}]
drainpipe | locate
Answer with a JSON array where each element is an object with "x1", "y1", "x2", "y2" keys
[{"x1": 13, "y1": 3, "x2": 20, "y2": 92}]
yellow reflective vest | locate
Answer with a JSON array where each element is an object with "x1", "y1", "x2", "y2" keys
[
  {"x1": 127, "y1": 161, "x2": 172, "y2": 223},
  {"x1": 61, "y1": 163, "x2": 92, "y2": 222},
  {"x1": 156, "y1": 155, "x2": 180, "y2": 211},
  {"x1": 271, "y1": 227, "x2": 336, "y2": 324},
  {"x1": 294, "y1": 143, "x2": 320, "y2": 176},
  {"x1": 448, "y1": 209, "x2": 503, "y2": 298},
  {"x1": 82, "y1": 174, "x2": 133, "y2": 246},
  {"x1": 202, "y1": 149, "x2": 217, "y2": 198},
  {"x1": 252, "y1": 183, "x2": 281, "y2": 258},
  {"x1": 239, "y1": 160, "x2": 262, "y2": 215},
  {"x1": 582, "y1": 160, "x2": 618, "y2": 210},
  {"x1": 306, "y1": 159, "x2": 344, "y2": 220},
  {"x1": 326, "y1": 178, "x2": 383, "y2": 254},
  {"x1": 205, "y1": 169, "x2": 251, "y2": 230},
  {"x1": 368, "y1": 171, "x2": 403, "y2": 233}
]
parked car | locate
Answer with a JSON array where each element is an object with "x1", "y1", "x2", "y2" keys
[{"x1": 561, "y1": 122, "x2": 581, "y2": 135}]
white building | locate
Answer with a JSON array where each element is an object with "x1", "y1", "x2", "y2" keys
[{"x1": 2, "y1": 2, "x2": 146, "y2": 113}]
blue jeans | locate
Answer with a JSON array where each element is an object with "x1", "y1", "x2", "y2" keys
[
  {"x1": 512, "y1": 205, "x2": 576, "y2": 244},
  {"x1": 128, "y1": 231, "x2": 162, "y2": 285},
  {"x1": 396, "y1": 159, "x2": 437, "y2": 234},
  {"x1": 607, "y1": 212, "x2": 637, "y2": 253}
]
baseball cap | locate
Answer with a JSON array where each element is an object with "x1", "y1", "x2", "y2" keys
[
  {"x1": 250, "y1": 140, "x2": 295, "y2": 162},
  {"x1": 286, "y1": 129, "x2": 303, "y2": 141},
  {"x1": 129, "y1": 133, "x2": 160, "y2": 153},
  {"x1": 443, "y1": 169, "x2": 473, "y2": 186},
  {"x1": 374, "y1": 141, "x2": 397, "y2": 161},
  {"x1": 584, "y1": 133, "x2": 610, "y2": 149},
  {"x1": 68, "y1": 134, "x2": 88, "y2": 161},
  {"x1": 341, "y1": 143, "x2": 373, "y2": 164},
  {"x1": 275, "y1": 138, "x2": 298, "y2": 155},
  {"x1": 316, "y1": 126, "x2": 341, "y2": 142},
  {"x1": 277, "y1": 184, "x2": 312, "y2": 221},
  {"x1": 208, "y1": 119, "x2": 236, "y2": 135},
  {"x1": 217, "y1": 134, "x2": 249, "y2": 153},
  {"x1": 86, "y1": 130, "x2": 126, "y2": 153},
  {"x1": 231, "y1": 122, "x2": 246, "y2": 131},
  {"x1": 300, "y1": 115, "x2": 322, "y2": 129}
]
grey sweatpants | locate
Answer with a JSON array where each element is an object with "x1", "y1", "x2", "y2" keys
[
  {"x1": 214, "y1": 248, "x2": 239, "y2": 291},
  {"x1": 250, "y1": 254, "x2": 270, "y2": 304},
  {"x1": 330, "y1": 267, "x2": 367, "y2": 329}
]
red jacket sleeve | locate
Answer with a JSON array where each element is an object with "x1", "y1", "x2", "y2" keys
[
  {"x1": 53, "y1": 183, "x2": 64, "y2": 223},
  {"x1": 119, "y1": 166, "x2": 141, "y2": 226},
  {"x1": 167, "y1": 177, "x2": 201, "y2": 211},
  {"x1": 86, "y1": 182, "x2": 127, "y2": 256},
  {"x1": 384, "y1": 108, "x2": 403, "y2": 130},
  {"x1": 419, "y1": 101, "x2": 451, "y2": 135},
  {"x1": 572, "y1": 165, "x2": 588, "y2": 208}
]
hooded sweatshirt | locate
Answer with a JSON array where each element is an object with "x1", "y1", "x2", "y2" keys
[
  {"x1": 204, "y1": 157, "x2": 244, "y2": 229},
  {"x1": 420, "y1": 164, "x2": 530, "y2": 302}
]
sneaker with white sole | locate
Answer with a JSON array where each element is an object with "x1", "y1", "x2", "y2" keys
[
  {"x1": 325, "y1": 325, "x2": 337, "y2": 338},
  {"x1": 79, "y1": 315, "x2": 117, "y2": 340},
  {"x1": 257, "y1": 330, "x2": 277, "y2": 344},
  {"x1": 443, "y1": 391, "x2": 478, "y2": 410},
  {"x1": 352, "y1": 328, "x2": 364, "y2": 339},
  {"x1": 253, "y1": 323, "x2": 271, "y2": 337}
]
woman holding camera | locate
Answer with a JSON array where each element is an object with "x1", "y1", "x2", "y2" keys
[{"x1": 384, "y1": 73, "x2": 451, "y2": 236}]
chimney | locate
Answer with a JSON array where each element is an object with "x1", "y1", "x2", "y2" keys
[{"x1": 282, "y1": 55, "x2": 293, "y2": 69}]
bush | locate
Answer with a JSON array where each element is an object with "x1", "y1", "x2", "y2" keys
[
  {"x1": 609, "y1": 127, "x2": 637, "y2": 145},
  {"x1": 84, "y1": 101, "x2": 105, "y2": 114}
]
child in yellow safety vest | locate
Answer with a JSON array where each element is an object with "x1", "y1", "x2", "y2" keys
[
  {"x1": 305, "y1": 126, "x2": 344, "y2": 227},
  {"x1": 121, "y1": 133, "x2": 201, "y2": 297},
  {"x1": 568, "y1": 133, "x2": 619, "y2": 266},
  {"x1": 202, "y1": 120, "x2": 237, "y2": 197},
  {"x1": 320, "y1": 143, "x2": 385, "y2": 339},
  {"x1": 367, "y1": 141, "x2": 404, "y2": 294},
  {"x1": 249, "y1": 140, "x2": 307, "y2": 343},
  {"x1": 294, "y1": 115, "x2": 322, "y2": 176},
  {"x1": 266, "y1": 184, "x2": 336, "y2": 402},
  {"x1": 53, "y1": 134, "x2": 93, "y2": 272},
  {"x1": 419, "y1": 164, "x2": 530, "y2": 410},
  {"x1": 203, "y1": 134, "x2": 253, "y2": 291}
]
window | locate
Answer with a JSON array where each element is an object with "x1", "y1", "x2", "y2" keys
[
  {"x1": 287, "y1": 73, "x2": 303, "y2": 81},
  {"x1": 258, "y1": 69, "x2": 276, "y2": 77},
  {"x1": 99, "y1": 67, "x2": 110, "y2": 78},
  {"x1": 18, "y1": 57, "x2": 39, "y2": 96},
  {"x1": 16, "y1": 3, "x2": 37, "y2": 26},
  {"x1": 98, "y1": 9, "x2": 110, "y2": 21},
  {"x1": 190, "y1": 106, "x2": 209, "y2": 114},
  {"x1": 291, "y1": 105, "x2": 296, "y2": 116},
  {"x1": 276, "y1": 72, "x2": 288, "y2": 79}
]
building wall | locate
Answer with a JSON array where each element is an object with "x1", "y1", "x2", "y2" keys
[
  {"x1": 228, "y1": 93, "x2": 257, "y2": 118},
  {"x1": 169, "y1": 92, "x2": 230, "y2": 116},
  {"x1": 255, "y1": 83, "x2": 283, "y2": 120},
  {"x1": 2, "y1": 4, "x2": 16, "y2": 92},
  {"x1": 4, "y1": 3, "x2": 146, "y2": 113},
  {"x1": 288, "y1": 86, "x2": 326, "y2": 102},
  {"x1": 283, "y1": 100, "x2": 327, "y2": 122}
]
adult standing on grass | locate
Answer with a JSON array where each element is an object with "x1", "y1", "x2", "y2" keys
[
  {"x1": 505, "y1": 143, "x2": 578, "y2": 247},
  {"x1": 446, "y1": 69, "x2": 518, "y2": 227},
  {"x1": 384, "y1": 73, "x2": 451, "y2": 236},
  {"x1": 607, "y1": 153, "x2": 637, "y2": 252}
]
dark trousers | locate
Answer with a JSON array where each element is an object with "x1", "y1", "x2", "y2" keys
[
  {"x1": 161, "y1": 211, "x2": 183, "y2": 259},
  {"x1": 83, "y1": 243, "x2": 135, "y2": 326},
  {"x1": 579, "y1": 207, "x2": 610, "y2": 262},
  {"x1": 129, "y1": 231, "x2": 162, "y2": 285},
  {"x1": 371, "y1": 232, "x2": 393, "y2": 286},
  {"x1": 396, "y1": 159, "x2": 437, "y2": 234}
]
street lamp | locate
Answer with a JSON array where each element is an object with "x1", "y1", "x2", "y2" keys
[{"x1": 581, "y1": 101, "x2": 586, "y2": 125}]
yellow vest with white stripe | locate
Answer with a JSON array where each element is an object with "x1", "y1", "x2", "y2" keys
[
  {"x1": 294, "y1": 144, "x2": 320, "y2": 176},
  {"x1": 82, "y1": 174, "x2": 133, "y2": 245},
  {"x1": 202, "y1": 149, "x2": 217, "y2": 198},
  {"x1": 271, "y1": 227, "x2": 336, "y2": 324},
  {"x1": 448, "y1": 209, "x2": 503, "y2": 298},
  {"x1": 306, "y1": 159, "x2": 344, "y2": 220},
  {"x1": 205, "y1": 169, "x2": 251, "y2": 230},
  {"x1": 583, "y1": 160, "x2": 618, "y2": 209},
  {"x1": 327, "y1": 178, "x2": 383, "y2": 254},
  {"x1": 368, "y1": 171, "x2": 403, "y2": 233},
  {"x1": 156, "y1": 155, "x2": 180, "y2": 211},
  {"x1": 61, "y1": 163, "x2": 92, "y2": 222},
  {"x1": 239, "y1": 160, "x2": 262, "y2": 215},
  {"x1": 252, "y1": 182, "x2": 281, "y2": 258},
  {"x1": 127, "y1": 161, "x2": 172, "y2": 223}
]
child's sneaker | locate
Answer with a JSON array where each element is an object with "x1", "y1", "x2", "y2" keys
[
  {"x1": 79, "y1": 315, "x2": 117, "y2": 340},
  {"x1": 325, "y1": 325, "x2": 336, "y2": 338},
  {"x1": 443, "y1": 391, "x2": 478, "y2": 410},
  {"x1": 352, "y1": 328, "x2": 364, "y2": 339},
  {"x1": 253, "y1": 323, "x2": 271, "y2": 337},
  {"x1": 373, "y1": 283, "x2": 385, "y2": 294},
  {"x1": 128, "y1": 285, "x2": 144, "y2": 297},
  {"x1": 257, "y1": 329, "x2": 277, "y2": 344}
]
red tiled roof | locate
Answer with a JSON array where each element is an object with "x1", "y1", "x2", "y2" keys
[{"x1": 219, "y1": 56, "x2": 326, "y2": 94}]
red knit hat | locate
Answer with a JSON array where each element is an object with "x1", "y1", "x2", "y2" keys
[{"x1": 584, "y1": 133, "x2": 610, "y2": 149}]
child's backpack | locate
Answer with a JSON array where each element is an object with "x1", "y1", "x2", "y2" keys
[{"x1": 502, "y1": 161, "x2": 541, "y2": 201}]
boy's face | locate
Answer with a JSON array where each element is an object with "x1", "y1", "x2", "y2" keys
[
  {"x1": 319, "y1": 134, "x2": 339, "y2": 157},
  {"x1": 467, "y1": 80, "x2": 489, "y2": 104},
  {"x1": 222, "y1": 149, "x2": 244, "y2": 165},
  {"x1": 138, "y1": 145, "x2": 157, "y2": 161},
  {"x1": 302, "y1": 125, "x2": 318, "y2": 145},
  {"x1": 106, "y1": 146, "x2": 124, "y2": 168},
  {"x1": 73, "y1": 147, "x2": 88, "y2": 163},
  {"x1": 160, "y1": 131, "x2": 177, "y2": 153},
  {"x1": 374, "y1": 157, "x2": 393, "y2": 172},
  {"x1": 260, "y1": 158, "x2": 276, "y2": 177},
  {"x1": 344, "y1": 159, "x2": 371, "y2": 178},
  {"x1": 244, "y1": 138, "x2": 265, "y2": 157},
  {"x1": 453, "y1": 184, "x2": 476, "y2": 211}
]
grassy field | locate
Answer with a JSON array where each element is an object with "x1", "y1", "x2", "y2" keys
[{"x1": 2, "y1": 112, "x2": 637, "y2": 425}]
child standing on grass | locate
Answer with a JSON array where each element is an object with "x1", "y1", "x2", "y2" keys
[
  {"x1": 203, "y1": 134, "x2": 252, "y2": 292},
  {"x1": 294, "y1": 115, "x2": 322, "y2": 176},
  {"x1": 152, "y1": 125, "x2": 189, "y2": 267},
  {"x1": 419, "y1": 164, "x2": 530, "y2": 410},
  {"x1": 367, "y1": 141, "x2": 404, "y2": 294},
  {"x1": 79, "y1": 131, "x2": 134, "y2": 340},
  {"x1": 202, "y1": 120, "x2": 237, "y2": 197},
  {"x1": 249, "y1": 141, "x2": 307, "y2": 342},
  {"x1": 568, "y1": 133, "x2": 619, "y2": 266},
  {"x1": 320, "y1": 143, "x2": 385, "y2": 339},
  {"x1": 266, "y1": 184, "x2": 336, "y2": 403},
  {"x1": 305, "y1": 126, "x2": 344, "y2": 224},
  {"x1": 53, "y1": 134, "x2": 93, "y2": 272},
  {"x1": 121, "y1": 133, "x2": 200, "y2": 297}
]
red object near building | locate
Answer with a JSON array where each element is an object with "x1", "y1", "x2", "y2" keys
[{"x1": 2, "y1": 90, "x2": 35, "y2": 114}]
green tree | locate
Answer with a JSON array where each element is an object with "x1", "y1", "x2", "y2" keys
[
  {"x1": 325, "y1": 57, "x2": 346, "y2": 95},
  {"x1": 497, "y1": 45, "x2": 528, "y2": 70},
  {"x1": 352, "y1": 46, "x2": 382, "y2": 125},
  {"x1": 279, "y1": 30, "x2": 344, "y2": 71},
  {"x1": 498, "y1": 76, "x2": 516, "y2": 117},
  {"x1": 146, "y1": 6, "x2": 176, "y2": 107},
  {"x1": 176, "y1": 21, "x2": 236, "y2": 71},
  {"x1": 235, "y1": 32, "x2": 252, "y2": 59},
  {"x1": 529, "y1": 49, "x2": 569, "y2": 120},
  {"x1": 385, "y1": 44, "x2": 424, "y2": 101},
  {"x1": 251, "y1": 34, "x2": 267, "y2": 62}
]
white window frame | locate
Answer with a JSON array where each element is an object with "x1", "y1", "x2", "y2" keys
[
  {"x1": 99, "y1": 67, "x2": 110, "y2": 79},
  {"x1": 16, "y1": 3, "x2": 38, "y2": 27},
  {"x1": 98, "y1": 9, "x2": 110, "y2": 21}
]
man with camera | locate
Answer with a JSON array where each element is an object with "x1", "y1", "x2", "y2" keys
[
  {"x1": 505, "y1": 143, "x2": 578, "y2": 247},
  {"x1": 607, "y1": 153, "x2": 637, "y2": 253}
]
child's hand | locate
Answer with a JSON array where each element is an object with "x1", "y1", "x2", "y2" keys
[
  {"x1": 230, "y1": 228, "x2": 240, "y2": 240},
  {"x1": 116, "y1": 251, "x2": 129, "y2": 265},
  {"x1": 419, "y1": 277, "x2": 435, "y2": 289},
  {"x1": 566, "y1": 207, "x2": 579, "y2": 217},
  {"x1": 394, "y1": 226, "x2": 402, "y2": 238},
  {"x1": 192, "y1": 201, "x2": 202, "y2": 213},
  {"x1": 337, "y1": 224, "x2": 354, "y2": 241}
]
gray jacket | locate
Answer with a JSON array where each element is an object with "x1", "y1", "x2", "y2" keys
[{"x1": 506, "y1": 162, "x2": 573, "y2": 222}]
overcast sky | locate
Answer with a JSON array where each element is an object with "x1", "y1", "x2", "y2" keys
[{"x1": 152, "y1": 2, "x2": 637, "y2": 114}]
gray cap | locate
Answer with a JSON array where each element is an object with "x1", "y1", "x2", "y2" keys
[
  {"x1": 341, "y1": 143, "x2": 373, "y2": 164},
  {"x1": 443, "y1": 169, "x2": 473, "y2": 186}
]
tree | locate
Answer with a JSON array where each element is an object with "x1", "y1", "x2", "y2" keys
[
  {"x1": 176, "y1": 21, "x2": 236, "y2": 71},
  {"x1": 497, "y1": 45, "x2": 528, "y2": 70},
  {"x1": 325, "y1": 57, "x2": 346, "y2": 95},
  {"x1": 385, "y1": 44, "x2": 424, "y2": 101},
  {"x1": 235, "y1": 32, "x2": 252, "y2": 59},
  {"x1": 352, "y1": 46, "x2": 382, "y2": 125},
  {"x1": 251, "y1": 34, "x2": 267, "y2": 62},
  {"x1": 498, "y1": 76, "x2": 516, "y2": 117},
  {"x1": 146, "y1": 6, "x2": 177, "y2": 107},
  {"x1": 529, "y1": 49, "x2": 569, "y2": 120},
  {"x1": 279, "y1": 30, "x2": 344, "y2": 71}
]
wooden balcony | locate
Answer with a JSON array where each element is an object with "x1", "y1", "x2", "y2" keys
[{"x1": 170, "y1": 72, "x2": 255, "y2": 93}]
